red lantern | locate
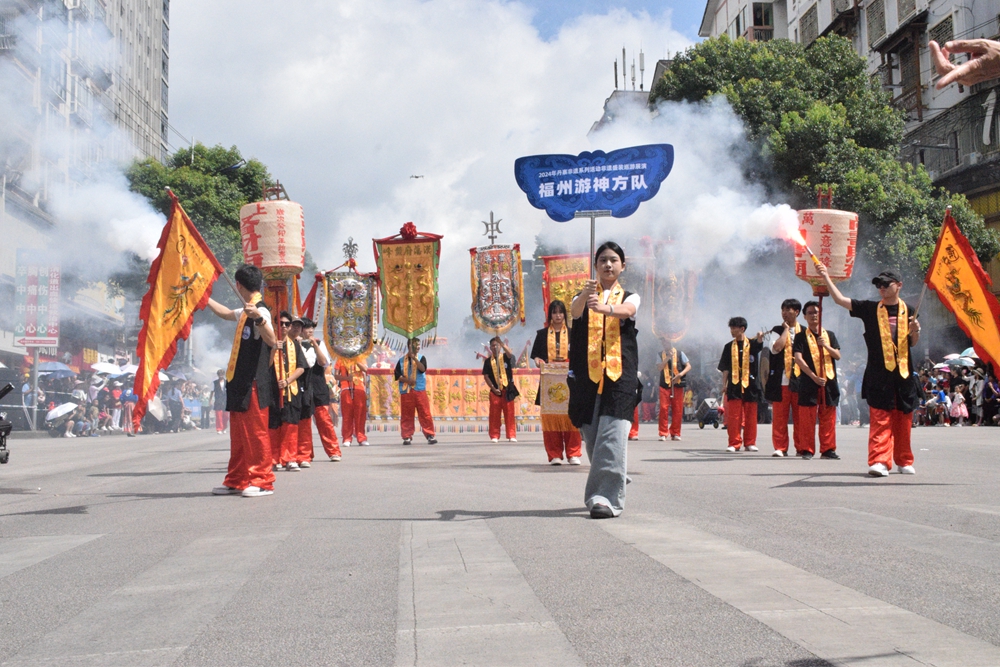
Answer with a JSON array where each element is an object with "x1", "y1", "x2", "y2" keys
[{"x1": 794, "y1": 208, "x2": 858, "y2": 296}]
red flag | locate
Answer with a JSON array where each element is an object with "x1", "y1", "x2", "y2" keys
[{"x1": 133, "y1": 191, "x2": 224, "y2": 427}]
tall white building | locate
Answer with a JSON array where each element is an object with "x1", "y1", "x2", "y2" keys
[
  {"x1": 0, "y1": 0, "x2": 169, "y2": 371},
  {"x1": 699, "y1": 0, "x2": 1000, "y2": 288}
]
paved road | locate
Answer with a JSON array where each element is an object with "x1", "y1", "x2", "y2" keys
[{"x1": 1, "y1": 422, "x2": 998, "y2": 666}]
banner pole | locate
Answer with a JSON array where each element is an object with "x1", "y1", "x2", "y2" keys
[{"x1": 590, "y1": 214, "x2": 596, "y2": 280}]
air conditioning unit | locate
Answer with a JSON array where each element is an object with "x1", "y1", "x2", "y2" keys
[
  {"x1": 927, "y1": 169, "x2": 939, "y2": 181},
  {"x1": 962, "y1": 152, "x2": 981, "y2": 167}
]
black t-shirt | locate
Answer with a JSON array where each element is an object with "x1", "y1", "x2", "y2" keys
[
  {"x1": 850, "y1": 299, "x2": 920, "y2": 413},
  {"x1": 482, "y1": 353, "x2": 519, "y2": 399},
  {"x1": 658, "y1": 349, "x2": 688, "y2": 389},
  {"x1": 269, "y1": 339, "x2": 306, "y2": 428},
  {"x1": 764, "y1": 323, "x2": 803, "y2": 402},
  {"x1": 718, "y1": 339, "x2": 765, "y2": 401},
  {"x1": 792, "y1": 328, "x2": 840, "y2": 407},
  {"x1": 530, "y1": 327, "x2": 568, "y2": 363}
]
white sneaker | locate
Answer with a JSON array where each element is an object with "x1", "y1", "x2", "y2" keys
[
  {"x1": 726, "y1": 446, "x2": 737, "y2": 452},
  {"x1": 344, "y1": 440, "x2": 352, "y2": 447},
  {"x1": 299, "y1": 461, "x2": 311, "y2": 468},
  {"x1": 868, "y1": 463, "x2": 889, "y2": 477},
  {"x1": 568, "y1": 456, "x2": 582, "y2": 465},
  {"x1": 745, "y1": 445, "x2": 759, "y2": 452},
  {"x1": 329, "y1": 455, "x2": 342, "y2": 462},
  {"x1": 658, "y1": 435, "x2": 667, "y2": 441},
  {"x1": 211, "y1": 486, "x2": 240, "y2": 495},
  {"x1": 286, "y1": 462, "x2": 301, "y2": 471},
  {"x1": 509, "y1": 438, "x2": 517, "y2": 442},
  {"x1": 898, "y1": 465, "x2": 916, "y2": 475},
  {"x1": 241, "y1": 486, "x2": 273, "y2": 498},
  {"x1": 772, "y1": 450, "x2": 786, "y2": 457},
  {"x1": 550, "y1": 459, "x2": 562, "y2": 465},
  {"x1": 273, "y1": 464, "x2": 284, "y2": 472},
  {"x1": 63, "y1": 432, "x2": 74, "y2": 438},
  {"x1": 491, "y1": 438, "x2": 499, "y2": 443}
]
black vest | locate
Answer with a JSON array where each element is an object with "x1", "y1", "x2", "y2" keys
[
  {"x1": 305, "y1": 354, "x2": 331, "y2": 407},
  {"x1": 225, "y1": 303, "x2": 273, "y2": 412},
  {"x1": 568, "y1": 293, "x2": 640, "y2": 427},
  {"x1": 764, "y1": 323, "x2": 802, "y2": 402}
]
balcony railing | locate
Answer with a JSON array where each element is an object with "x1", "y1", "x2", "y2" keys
[{"x1": 742, "y1": 25, "x2": 774, "y2": 42}]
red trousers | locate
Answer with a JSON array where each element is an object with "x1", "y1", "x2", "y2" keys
[
  {"x1": 771, "y1": 386, "x2": 802, "y2": 453},
  {"x1": 400, "y1": 390, "x2": 435, "y2": 439},
  {"x1": 224, "y1": 384, "x2": 274, "y2": 491},
  {"x1": 340, "y1": 387, "x2": 368, "y2": 443},
  {"x1": 543, "y1": 430, "x2": 582, "y2": 460},
  {"x1": 297, "y1": 417, "x2": 314, "y2": 463},
  {"x1": 313, "y1": 405, "x2": 341, "y2": 457},
  {"x1": 214, "y1": 410, "x2": 229, "y2": 432},
  {"x1": 726, "y1": 398, "x2": 758, "y2": 450},
  {"x1": 868, "y1": 407, "x2": 914, "y2": 469},
  {"x1": 629, "y1": 406, "x2": 639, "y2": 438},
  {"x1": 658, "y1": 387, "x2": 684, "y2": 437},
  {"x1": 269, "y1": 422, "x2": 299, "y2": 467},
  {"x1": 488, "y1": 392, "x2": 517, "y2": 440},
  {"x1": 798, "y1": 403, "x2": 836, "y2": 455}
]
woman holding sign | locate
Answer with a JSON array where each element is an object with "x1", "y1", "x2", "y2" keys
[{"x1": 569, "y1": 242, "x2": 640, "y2": 519}]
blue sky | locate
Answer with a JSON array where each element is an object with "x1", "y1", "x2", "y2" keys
[{"x1": 520, "y1": 0, "x2": 703, "y2": 41}]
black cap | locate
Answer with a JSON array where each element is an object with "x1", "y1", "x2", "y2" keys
[
  {"x1": 872, "y1": 270, "x2": 902, "y2": 286},
  {"x1": 299, "y1": 318, "x2": 316, "y2": 328}
]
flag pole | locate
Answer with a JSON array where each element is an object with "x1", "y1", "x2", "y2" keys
[{"x1": 914, "y1": 205, "x2": 951, "y2": 320}]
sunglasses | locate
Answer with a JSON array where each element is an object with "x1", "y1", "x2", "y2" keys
[
  {"x1": 280, "y1": 321, "x2": 292, "y2": 326},
  {"x1": 875, "y1": 280, "x2": 895, "y2": 289}
]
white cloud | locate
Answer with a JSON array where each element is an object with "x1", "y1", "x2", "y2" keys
[{"x1": 168, "y1": 0, "x2": 692, "y2": 334}]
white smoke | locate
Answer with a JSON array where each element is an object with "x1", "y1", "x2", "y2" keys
[{"x1": 190, "y1": 324, "x2": 232, "y2": 376}]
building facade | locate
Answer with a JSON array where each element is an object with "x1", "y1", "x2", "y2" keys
[
  {"x1": 0, "y1": 0, "x2": 168, "y2": 373},
  {"x1": 699, "y1": 0, "x2": 1000, "y2": 289}
]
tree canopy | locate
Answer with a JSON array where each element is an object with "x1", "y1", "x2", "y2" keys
[{"x1": 651, "y1": 35, "x2": 999, "y2": 273}]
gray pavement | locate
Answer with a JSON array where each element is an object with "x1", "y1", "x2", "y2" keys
[{"x1": 1, "y1": 421, "x2": 999, "y2": 666}]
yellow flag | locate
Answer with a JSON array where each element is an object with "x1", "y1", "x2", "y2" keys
[
  {"x1": 925, "y1": 209, "x2": 1000, "y2": 372},
  {"x1": 133, "y1": 191, "x2": 224, "y2": 426}
]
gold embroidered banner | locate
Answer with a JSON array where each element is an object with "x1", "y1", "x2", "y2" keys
[
  {"x1": 539, "y1": 362, "x2": 574, "y2": 431},
  {"x1": 366, "y1": 369, "x2": 539, "y2": 420},
  {"x1": 926, "y1": 209, "x2": 1000, "y2": 371},
  {"x1": 542, "y1": 254, "x2": 589, "y2": 320},
  {"x1": 374, "y1": 223, "x2": 442, "y2": 338}
]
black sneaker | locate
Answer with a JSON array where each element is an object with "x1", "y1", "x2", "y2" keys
[
  {"x1": 801, "y1": 453, "x2": 814, "y2": 460},
  {"x1": 426, "y1": 436, "x2": 438, "y2": 445},
  {"x1": 402, "y1": 438, "x2": 412, "y2": 446},
  {"x1": 589, "y1": 503, "x2": 615, "y2": 519},
  {"x1": 821, "y1": 450, "x2": 840, "y2": 460}
]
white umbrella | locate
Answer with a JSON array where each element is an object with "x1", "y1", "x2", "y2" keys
[
  {"x1": 147, "y1": 396, "x2": 166, "y2": 421},
  {"x1": 934, "y1": 363, "x2": 951, "y2": 370},
  {"x1": 158, "y1": 371, "x2": 169, "y2": 381},
  {"x1": 91, "y1": 362, "x2": 123, "y2": 375},
  {"x1": 961, "y1": 347, "x2": 979, "y2": 358},
  {"x1": 948, "y1": 357, "x2": 976, "y2": 367},
  {"x1": 46, "y1": 402, "x2": 78, "y2": 421},
  {"x1": 943, "y1": 353, "x2": 960, "y2": 360},
  {"x1": 119, "y1": 364, "x2": 139, "y2": 375}
]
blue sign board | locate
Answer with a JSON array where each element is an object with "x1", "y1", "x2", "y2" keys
[{"x1": 514, "y1": 144, "x2": 673, "y2": 222}]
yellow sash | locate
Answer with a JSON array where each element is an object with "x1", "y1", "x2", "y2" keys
[
  {"x1": 877, "y1": 301, "x2": 909, "y2": 377},
  {"x1": 400, "y1": 356, "x2": 417, "y2": 394},
  {"x1": 805, "y1": 328, "x2": 835, "y2": 380},
  {"x1": 339, "y1": 361, "x2": 364, "y2": 388},
  {"x1": 662, "y1": 349, "x2": 678, "y2": 385},
  {"x1": 225, "y1": 293, "x2": 263, "y2": 382},
  {"x1": 491, "y1": 354, "x2": 508, "y2": 389},
  {"x1": 784, "y1": 323, "x2": 802, "y2": 379},
  {"x1": 588, "y1": 283, "x2": 625, "y2": 389},
  {"x1": 730, "y1": 338, "x2": 750, "y2": 389},
  {"x1": 547, "y1": 327, "x2": 567, "y2": 361},
  {"x1": 272, "y1": 336, "x2": 299, "y2": 401}
]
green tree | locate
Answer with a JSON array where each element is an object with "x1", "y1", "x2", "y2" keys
[{"x1": 651, "y1": 35, "x2": 999, "y2": 274}]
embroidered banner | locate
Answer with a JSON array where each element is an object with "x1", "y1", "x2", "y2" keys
[
  {"x1": 542, "y1": 254, "x2": 589, "y2": 320},
  {"x1": 367, "y1": 368, "x2": 539, "y2": 421},
  {"x1": 649, "y1": 242, "x2": 697, "y2": 343},
  {"x1": 324, "y1": 271, "x2": 378, "y2": 363},
  {"x1": 470, "y1": 244, "x2": 525, "y2": 335},
  {"x1": 539, "y1": 362, "x2": 574, "y2": 431},
  {"x1": 374, "y1": 223, "x2": 442, "y2": 338}
]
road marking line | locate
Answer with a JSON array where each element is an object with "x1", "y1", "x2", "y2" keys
[
  {"x1": 0, "y1": 535, "x2": 103, "y2": 579},
  {"x1": 3, "y1": 528, "x2": 289, "y2": 667},
  {"x1": 602, "y1": 513, "x2": 1000, "y2": 667},
  {"x1": 952, "y1": 504, "x2": 1000, "y2": 517},
  {"x1": 394, "y1": 520, "x2": 583, "y2": 667}
]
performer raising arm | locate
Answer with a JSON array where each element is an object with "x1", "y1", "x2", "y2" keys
[
  {"x1": 569, "y1": 241, "x2": 640, "y2": 519},
  {"x1": 817, "y1": 264, "x2": 921, "y2": 476},
  {"x1": 204, "y1": 264, "x2": 277, "y2": 498}
]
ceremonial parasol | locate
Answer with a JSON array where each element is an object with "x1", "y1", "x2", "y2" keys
[{"x1": 46, "y1": 403, "x2": 78, "y2": 421}]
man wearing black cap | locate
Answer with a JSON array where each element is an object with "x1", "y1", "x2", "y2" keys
[{"x1": 817, "y1": 265, "x2": 921, "y2": 476}]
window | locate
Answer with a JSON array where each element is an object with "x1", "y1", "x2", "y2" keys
[
  {"x1": 897, "y1": 0, "x2": 916, "y2": 22},
  {"x1": 752, "y1": 3, "x2": 773, "y2": 27},
  {"x1": 867, "y1": 0, "x2": 886, "y2": 45},
  {"x1": 929, "y1": 16, "x2": 954, "y2": 62},
  {"x1": 800, "y1": 4, "x2": 819, "y2": 45}
]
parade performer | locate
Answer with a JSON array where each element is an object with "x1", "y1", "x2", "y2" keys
[
  {"x1": 483, "y1": 336, "x2": 519, "y2": 443},
  {"x1": 301, "y1": 319, "x2": 341, "y2": 462},
  {"x1": 569, "y1": 241, "x2": 640, "y2": 519},
  {"x1": 270, "y1": 312, "x2": 306, "y2": 471},
  {"x1": 793, "y1": 301, "x2": 841, "y2": 460},
  {"x1": 212, "y1": 369, "x2": 228, "y2": 434},
  {"x1": 334, "y1": 357, "x2": 368, "y2": 446},
  {"x1": 818, "y1": 265, "x2": 920, "y2": 476},
  {"x1": 718, "y1": 317, "x2": 765, "y2": 452},
  {"x1": 394, "y1": 337, "x2": 437, "y2": 445},
  {"x1": 764, "y1": 299, "x2": 804, "y2": 457},
  {"x1": 206, "y1": 264, "x2": 277, "y2": 498},
  {"x1": 657, "y1": 343, "x2": 690, "y2": 441},
  {"x1": 292, "y1": 317, "x2": 320, "y2": 467},
  {"x1": 530, "y1": 300, "x2": 582, "y2": 464}
]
